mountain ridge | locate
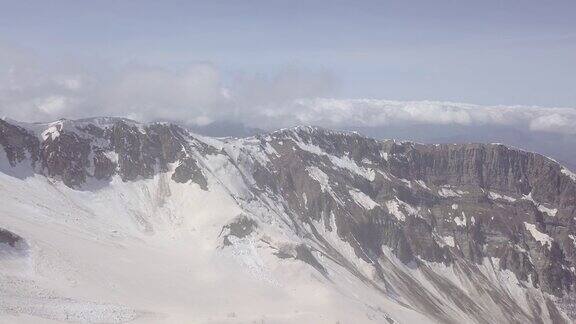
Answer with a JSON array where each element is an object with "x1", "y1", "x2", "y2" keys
[{"x1": 1, "y1": 117, "x2": 576, "y2": 323}]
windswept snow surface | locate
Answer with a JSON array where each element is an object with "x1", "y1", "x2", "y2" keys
[
  {"x1": 561, "y1": 168, "x2": 576, "y2": 182},
  {"x1": 524, "y1": 222, "x2": 554, "y2": 249},
  {"x1": 349, "y1": 189, "x2": 378, "y2": 210},
  {"x1": 296, "y1": 141, "x2": 375, "y2": 181},
  {"x1": 438, "y1": 186, "x2": 465, "y2": 198},
  {"x1": 522, "y1": 192, "x2": 558, "y2": 217},
  {"x1": 0, "y1": 162, "x2": 428, "y2": 323},
  {"x1": 488, "y1": 191, "x2": 517, "y2": 202}
]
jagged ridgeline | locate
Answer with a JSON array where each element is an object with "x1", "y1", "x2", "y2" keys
[{"x1": 1, "y1": 117, "x2": 576, "y2": 323}]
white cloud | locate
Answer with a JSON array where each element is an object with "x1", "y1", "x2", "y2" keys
[
  {"x1": 529, "y1": 113, "x2": 573, "y2": 133},
  {"x1": 36, "y1": 95, "x2": 69, "y2": 114},
  {"x1": 0, "y1": 44, "x2": 337, "y2": 127},
  {"x1": 91, "y1": 64, "x2": 229, "y2": 124},
  {"x1": 0, "y1": 43, "x2": 575, "y2": 137},
  {"x1": 256, "y1": 98, "x2": 576, "y2": 135},
  {"x1": 54, "y1": 76, "x2": 82, "y2": 91}
]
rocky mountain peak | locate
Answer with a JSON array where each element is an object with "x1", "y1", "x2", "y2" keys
[{"x1": 1, "y1": 117, "x2": 576, "y2": 322}]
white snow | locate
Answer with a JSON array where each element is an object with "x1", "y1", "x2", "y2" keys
[
  {"x1": 1, "y1": 120, "x2": 571, "y2": 324},
  {"x1": 537, "y1": 205, "x2": 558, "y2": 217},
  {"x1": 0, "y1": 165, "x2": 437, "y2": 324},
  {"x1": 524, "y1": 222, "x2": 553, "y2": 249},
  {"x1": 306, "y1": 166, "x2": 330, "y2": 193},
  {"x1": 399, "y1": 178, "x2": 412, "y2": 188},
  {"x1": 306, "y1": 166, "x2": 344, "y2": 204},
  {"x1": 349, "y1": 189, "x2": 378, "y2": 210},
  {"x1": 295, "y1": 141, "x2": 325, "y2": 155},
  {"x1": 385, "y1": 200, "x2": 405, "y2": 221},
  {"x1": 438, "y1": 186, "x2": 466, "y2": 198},
  {"x1": 522, "y1": 192, "x2": 557, "y2": 217},
  {"x1": 328, "y1": 155, "x2": 375, "y2": 181},
  {"x1": 403, "y1": 201, "x2": 420, "y2": 216},
  {"x1": 561, "y1": 168, "x2": 576, "y2": 182},
  {"x1": 380, "y1": 151, "x2": 388, "y2": 161},
  {"x1": 569, "y1": 235, "x2": 576, "y2": 248},
  {"x1": 103, "y1": 151, "x2": 119, "y2": 164},
  {"x1": 454, "y1": 212, "x2": 467, "y2": 227},
  {"x1": 376, "y1": 170, "x2": 391, "y2": 181},
  {"x1": 385, "y1": 198, "x2": 419, "y2": 221},
  {"x1": 443, "y1": 236, "x2": 455, "y2": 248},
  {"x1": 40, "y1": 121, "x2": 63, "y2": 141},
  {"x1": 264, "y1": 142, "x2": 279, "y2": 157},
  {"x1": 488, "y1": 191, "x2": 517, "y2": 202},
  {"x1": 295, "y1": 141, "x2": 375, "y2": 181},
  {"x1": 415, "y1": 180, "x2": 430, "y2": 190}
]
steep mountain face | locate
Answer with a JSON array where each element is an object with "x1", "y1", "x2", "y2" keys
[{"x1": 1, "y1": 117, "x2": 576, "y2": 323}]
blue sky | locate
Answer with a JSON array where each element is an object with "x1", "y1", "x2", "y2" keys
[{"x1": 1, "y1": 0, "x2": 575, "y2": 107}]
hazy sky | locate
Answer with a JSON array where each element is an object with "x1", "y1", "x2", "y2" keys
[{"x1": 1, "y1": 0, "x2": 575, "y2": 107}]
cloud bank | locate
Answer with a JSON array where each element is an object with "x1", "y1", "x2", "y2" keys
[
  {"x1": 278, "y1": 99, "x2": 576, "y2": 135},
  {"x1": 1, "y1": 43, "x2": 575, "y2": 137},
  {"x1": 0, "y1": 46, "x2": 337, "y2": 128}
]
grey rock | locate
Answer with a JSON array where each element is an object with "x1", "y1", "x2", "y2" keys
[
  {"x1": 221, "y1": 215, "x2": 258, "y2": 246},
  {"x1": 2, "y1": 119, "x2": 576, "y2": 322}
]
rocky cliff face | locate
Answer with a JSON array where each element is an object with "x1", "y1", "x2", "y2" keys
[
  {"x1": 0, "y1": 118, "x2": 209, "y2": 188},
  {"x1": 2, "y1": 117, "x2": 576, "y2": 323}
]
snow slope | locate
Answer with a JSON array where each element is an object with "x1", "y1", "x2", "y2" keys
[
  {"x1": 1, "y1": 119, "x2": 574, "y2": 323},
  {"x1": 0, "y1": 151, "x2": 428, "y2": 323}
]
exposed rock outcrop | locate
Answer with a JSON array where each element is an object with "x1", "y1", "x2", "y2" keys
[{"x1": 2, "y1": 119, "x2": 575, "y2": 323}]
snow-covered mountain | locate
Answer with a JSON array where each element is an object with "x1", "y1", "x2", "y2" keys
[{"x1": 1, "y1": 117, "x2": 576, "y2": 323}]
